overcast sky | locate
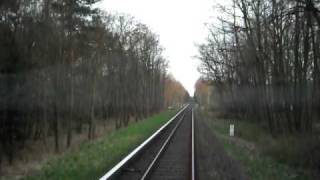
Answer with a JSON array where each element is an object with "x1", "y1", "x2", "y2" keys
[{"x1": 97, "y1": 0, "x2": 216, "y2": 95}]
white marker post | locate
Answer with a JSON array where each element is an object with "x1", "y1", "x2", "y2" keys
[{"x1": 230, "y1": 124, "x2": 234, "y2": 137}]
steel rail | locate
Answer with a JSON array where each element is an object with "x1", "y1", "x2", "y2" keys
[
  {"x1": 192, "y1": 108, "x2": 195, "y2": 180},
  {"x1": 99, "y1": 105, "x2": 189, "y2": 180},
  {"x1": 140, "y1": 111, "x2": 187, "y2": 180}
]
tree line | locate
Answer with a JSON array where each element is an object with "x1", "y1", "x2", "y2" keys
[
  {"x1": 164, "y1": 75, "x2": 190, "y2": 108},
  {"x1": 0, "y1": 0, "x2": 178, "y2": 166},
  {"x1": 194, "y1": 79, "x2": 214, "y2": 109},
  {"x1": 197, "y1": 0, "x2": 320, "y2": 135}
]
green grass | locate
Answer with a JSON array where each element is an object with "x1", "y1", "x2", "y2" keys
[
  {"x1": 24, "y1": 110, "x2": 176, "y2": 180},
  {"x1": 206, "y1": 117, "x2": 270, "y2": 143},
  {"x1": 221, "y1": 138, "x2": 309, "y2": 180},
  {"x1": 204, "y1": 114, "x2": 313, "y2": 180}
]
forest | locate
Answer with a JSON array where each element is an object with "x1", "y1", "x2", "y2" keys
[
  {"x1": 196, "y1": 0, "x2": 320, "y2": 135},
  {"x1": 0, "y1": 0, "x2": 188, "y2": 168}
]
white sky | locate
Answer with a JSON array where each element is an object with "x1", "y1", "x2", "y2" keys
[{"x1": 97, "y1": 0, "x2": 217, "y2": 95}]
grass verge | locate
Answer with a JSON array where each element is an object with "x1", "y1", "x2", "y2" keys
[
  {"x1": 202, "y1": 112, "x2": 315, "y2": 180},
  {"x1": 24, "y1": 110, "x2": 176, "y2": 180}
]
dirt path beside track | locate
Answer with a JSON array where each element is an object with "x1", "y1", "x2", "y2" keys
[{"x1": 195, "y1": 110, "x2": 248, "y2": 180}]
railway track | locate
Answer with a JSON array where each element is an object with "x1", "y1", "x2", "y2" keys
[{"x1": 100, "y1": 104, "x2": 195, "y2": 180}]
